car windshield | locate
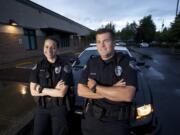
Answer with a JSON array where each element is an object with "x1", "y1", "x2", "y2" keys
[{"x1": 74, "y1": 49, "x2": 129, "y2": 67}]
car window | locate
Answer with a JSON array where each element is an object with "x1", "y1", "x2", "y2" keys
[
  {"x1": 74, "y1": 50, "x2": 99, "y2": 67},
  {"x1": 74, "y1": 49, "x2": 130, "y2": 67}
]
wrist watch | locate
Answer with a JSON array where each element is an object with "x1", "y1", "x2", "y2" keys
[{"x1": 91, "y1": 84, "x2": 97, "y2": 93}]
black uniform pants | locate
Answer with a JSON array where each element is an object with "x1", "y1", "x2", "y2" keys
[
  {"x1": 81, "y1": 113, "x2": 131, "y2": 135},
  {"x1": 33, "y1": 101, "x2": 68, "y2": 135}
]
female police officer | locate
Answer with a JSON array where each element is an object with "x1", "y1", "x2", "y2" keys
[{"x1": 29, "y1": 36, "x2": 72, "y2": 135}]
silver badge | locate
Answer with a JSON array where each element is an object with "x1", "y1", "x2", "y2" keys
[
  {"x1": 55, "y1": 66, "x2": 61, "y2": 74},
  {"x1": 115, "y1": 66, "x2": 122, "y2": 76}
]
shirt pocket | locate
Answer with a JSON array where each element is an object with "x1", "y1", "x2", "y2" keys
[
  {"x1": 88, "y1": 67, "x2": 98, "y2": 80},
  {"x1": 38, "y1": 70, "x2": 48, "y2": 87}
]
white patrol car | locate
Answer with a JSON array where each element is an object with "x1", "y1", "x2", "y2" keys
[{"x1": 72, "y1": 43, "x2": 132, "y2": 67}]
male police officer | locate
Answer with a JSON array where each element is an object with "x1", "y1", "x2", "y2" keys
[
  {"x1": 78, "y1": 28, "x2": 137, "y2": 135},
  {"x1": 30, "y1": 36, "x2": 72, "y2": 135}
]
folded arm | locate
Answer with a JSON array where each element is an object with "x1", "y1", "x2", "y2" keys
[
  {"x1": 30, "y1": 80, "x2": 68, "y2": 97},
  {"x1": 88, "y1": 78, "x2": 136, "y2": 102},
  {"x1": 77, "y1": 83, "x2": 104, "y2": 99}
]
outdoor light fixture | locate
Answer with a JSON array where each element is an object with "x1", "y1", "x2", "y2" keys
[
  {"x1": 9, "y1": 19, "x2": 18, "y2": 26},
  {"x1": 20, "y1": 85, "x2": 28, "y2": 95}
]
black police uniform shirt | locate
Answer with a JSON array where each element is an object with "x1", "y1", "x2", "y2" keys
[
  {"x1": 29, "y1": 56, "x2": 72, "y2": 91},
  {"x1": 79, "y1": 52, "x2": 137, "y2": 107}
]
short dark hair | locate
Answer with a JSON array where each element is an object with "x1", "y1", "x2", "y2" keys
[
  {"x1": 44, "y1": 35, "x2": 59, "y2": 48},
  {"x1": 96, "y1": 28, "x2": 115, "y2": 40}
]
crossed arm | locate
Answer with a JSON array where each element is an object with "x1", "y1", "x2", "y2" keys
[
  {"x1": 30, "y1": 80, "x2": 68, "y2": 97},
  {"x1": 78, "y1": 79, "x2": 136, "y2": 102}
]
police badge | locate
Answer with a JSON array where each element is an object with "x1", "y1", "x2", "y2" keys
[
  {"x1": 115, "y1": 66, "x2": 122, "y2": 77},
  {"x1": 55, "y1": 66, "x2": 61, "y2": 74}
]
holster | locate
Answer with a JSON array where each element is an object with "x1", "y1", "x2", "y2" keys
[
  {"x1": 130, "y1": 104, "x2": 137, "y2": 122},
  {"x1": 37, "y1": 97, "x2": 46, "y2": 108},
  {"x1": 91, "y1": 104, "x2": 105, "y2": 119}
]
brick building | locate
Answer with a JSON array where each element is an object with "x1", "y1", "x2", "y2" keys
[{"x1": 0, "y1": 0, "x2": 92, "y2": 64}]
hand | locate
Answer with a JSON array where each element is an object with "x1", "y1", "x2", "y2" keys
[
  {"x1": 55, "y1": 80, "x2": 68, "y2": 97},
  {"x1": 55, "y1": 80, "x2": 65, "y2": 89},
  {"x1": 113, "y1": 79, "x2": 126, "y2": 87},
  {"x1": 35, "y1": 85, "x2": 41, "y2": 93},
  {"x1": 87, "y1": 78, "x2": 97, "y2": 89}
]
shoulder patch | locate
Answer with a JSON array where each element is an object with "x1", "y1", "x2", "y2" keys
[{"x1": 63, "y1": 65, "x2": 72, "y2": 73}]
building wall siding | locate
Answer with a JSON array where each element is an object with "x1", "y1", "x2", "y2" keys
[{"x1": 0, "y1": 32, "x2": 44, "y2": 64}]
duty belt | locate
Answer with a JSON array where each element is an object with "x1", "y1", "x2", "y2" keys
[
  {"x1": 104, "y1": 105, "x2": 131, "y2": 120},
  {"x1": 88, "y1": 103, "x2": 131, "y2": 121},
  {"x1": 39, "y1": 97, "x2": 64, "y2": 107}
]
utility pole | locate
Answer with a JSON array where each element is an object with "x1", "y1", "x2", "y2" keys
[
  {"x1": 176, "y1": 0, "x2": 179, "y2": 16},
  {"x1": 161, "y1": 19, "x2": 164, "y2": 32}
]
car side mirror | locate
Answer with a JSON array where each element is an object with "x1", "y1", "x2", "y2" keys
[
  {"x1": 70, "y1": 57, "x2": 79, "y2": 64},
  {"x1": 90, "y1": 55, "x2": 97, "y2": 59},
  {"x1": 75, "y1": 58, "x2": 80, "y2": 65}
]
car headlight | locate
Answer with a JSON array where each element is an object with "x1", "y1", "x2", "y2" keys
[{"x1": 136, "y1": 104, "x2": 153, "y2": 119}]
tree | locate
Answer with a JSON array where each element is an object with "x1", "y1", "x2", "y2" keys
[
  {"x1": 86, "y1": 30, "x2": 96, "y2": 42},
  {"x1": 120, "y1": 22, "x2": 137, "y2": 41},
  {"x1": 100, "y1": 22, "x2": 116, "y2": 33},
  {"x1": 87, "y1": 22, "x2": 116, "y2": 42},
  {"x1": 138, "y1": 15, "x2": 156, "y2": 43},
  {"x1": 155, "y1": 28, "x2": 170, "y2": 42},
  {"x1": 135, "y1": 27, "x2": 144, "y2": 43},
  {"x1": 169, "y1": 13, "x2": 180, "y2": 41},
  {"x1": 161, "y1": 28, "x2": 170, "y2": 42}
]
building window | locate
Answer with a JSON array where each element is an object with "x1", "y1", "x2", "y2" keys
[
  {"x1": 23, "y1": 28, "x2": 37, "y2": 50},
  {"x1": 60, "y1": 35, "x2": 70, "y2": 48}
]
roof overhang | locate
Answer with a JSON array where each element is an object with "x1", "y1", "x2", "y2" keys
[{"x1": 40, "y1": 27, "x2": 77, "y2": 35}]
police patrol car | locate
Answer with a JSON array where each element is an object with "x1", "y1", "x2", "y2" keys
[{"x1": 72, "y1": 43, "x2": 132, "y2": 68}]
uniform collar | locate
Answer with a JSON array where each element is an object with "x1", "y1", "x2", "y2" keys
[
  {"x1": 99, "y1": 53, "x2": 116, "y2": 64},
  {"x1": 43, "y1": 55, "x2": 61, "y2": 66}
]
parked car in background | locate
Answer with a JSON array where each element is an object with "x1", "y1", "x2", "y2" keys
[
  {"x1": 140, "y1": 42, "x2": 149, "y2": 47},
  {"x1": 150, "y1": 41, "x2": 159, "y2": 46},
  {"x1": 116, "y1": 41, "x2": 127, "y2": 46}
]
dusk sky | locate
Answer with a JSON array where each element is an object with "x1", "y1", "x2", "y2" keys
[{"x1": 31, "y1": 0, "x2": 179, "y2": 31}]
